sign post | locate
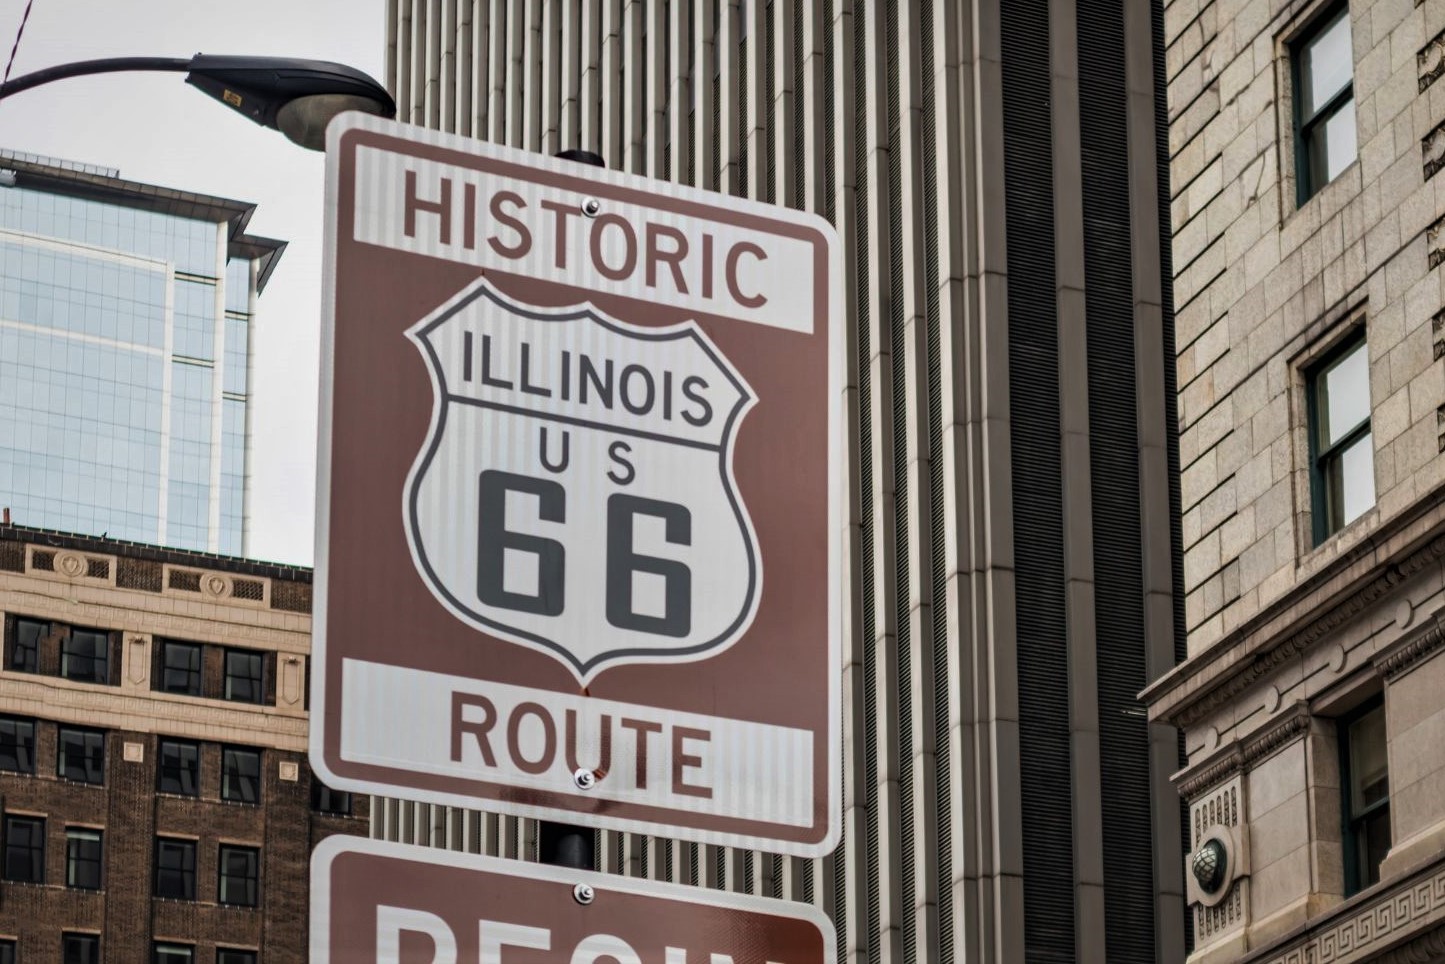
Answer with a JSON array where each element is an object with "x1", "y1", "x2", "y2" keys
[{"x1": 312, "y1": 113, "x2": 842, "y2": 856}]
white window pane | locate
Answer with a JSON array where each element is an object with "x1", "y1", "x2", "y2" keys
[
  {"x1": 1340, "y1": 431, "x2": 1375, "y2": 526},
  {"x1": 1309, "y1": 96, "x2": 1357, "y2": 186},
  {"x1": 1321, "y1": 339, "x2": 1369, "y2": 447},
  {"x1": 1302, "y1": 9, "x2": 1352, "y2": 117}
]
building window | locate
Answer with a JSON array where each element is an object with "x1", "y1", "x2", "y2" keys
[
  {"x1": 221, "y1": 746, "x2": 261, "y2": 804},
  {"x1": 1341, "y1": 698, "x2": 1390, "y2": 894},
  {"x1": 223, "y1": 649, "x2": 264, "y2": 704},
  {"x1": 217, "y1": 950, "x2": 257, "y2": 964},
  {"x1": 62, "y1": 934, "x2": 99, "y2": 964},
  {"x1": 2, "y1": 815, "x2": 44, "y2": 883},
  {"x1": 10, "y1": 617, "x2": 45, "y2": 673},
  {"x1": 158, "y1": 641, "x2": 202, "y2": 696},
  {"x1": 154, "y1": 944, "x2": 194, "y2": 964},
  {"x1": 0, "y1": 716, "x2": 35, "y2": 773},
  {"x1": 1293, "y1": 5, "x2": 1355, "y2": 203},
  {"x1": 312, "y1": 780, "x2": 352, "y2": 816},
  {"x1": 157, "y1": 739, "x2": 201, "y2": 796},
  {"x1": 57, "y1": 727, "x2": 105, "y2": 784},
  {"x1": 1309, "y1": 333, "x2": 1374, "y2": 542},
  {"x1": 154, "y1": 837, "x2": 197, "y2": 900},
  {"x1": 0, "y1": 938, "x2": 14, "y2": 964},
  {"x1": 66, "y1": 828, "x2": 103, "y2": 890},
  {"x1": 60, "y1": 628, "x2": 108, "y2": 684},
  {"x1": 218, "y1": 845, "x2": 259, "y2": 907}
]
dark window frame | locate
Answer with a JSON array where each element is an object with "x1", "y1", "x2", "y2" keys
[
  {"x1": 62, "y1": 933, "x2": 100, "y2": 964},
  {"x1": 217, "y1": 844, "x2": 259, "y2": 907},
  {"x1": 2, "y1": 814, "x2": 44, "y2": 884},
  {"x1": 10, "y1": 617, "x2": 45, "y2": 673},
  {"x1": 59, "y1": 628, "x2": 109, "y2": 684},
  {"x1": 153, "y1": 943, "x2": 195, "y2": 964},
  {"x1": 217, "y1": 950, "x2": 257, "y2": 964},
  {"x1": 66, "y1": 827, "x2": 103, "y2": 890},
  {"x1": 57, "y1": 727, "x2": 105, "y2": 785},
  {"x1": 0, "y1": 716, "x2": 35, "y2": 774},
  {"x1": 0, "y1": 937, "x2": 14, "y2": 964},
  {"x1": 156, "y1": 739, "x2": 201, "y2": 797},
  {"x1": 1306, "y1": 329, "x2": 1372, "y2": 545},
  {"x1": 221, "y1": 746, "x2": 261, "y2": 804},
  {"x1": 158, "y1": 640, "x2": 203, "y2": 696},
  {"x1": 1291, "y1": 3, "x2": 1355, "y2": 205},
  {"x1": 154, "y1": 837, "x2": 198, "y2": 900},
  {"x1": 311, "y1": 781, "x2": 352, "y2": 816},
  {"x1": 223, "y1": 648, "x2": 264, "y2": 705},
  {"x1": 1340, "y1": 695, "x2": 1391, "y2": 896}
]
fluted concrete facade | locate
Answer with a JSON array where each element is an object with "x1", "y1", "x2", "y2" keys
[{"x1": 378, "y1": 2, "x2": 1188, "y2": 961}]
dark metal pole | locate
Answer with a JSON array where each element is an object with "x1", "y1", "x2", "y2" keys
[
  {"x1": 537, "y1": 145, "x2": 607, "y2": 873},
  {"x1": 0, "y1": 57, "x2": 191, "y2": 100}
]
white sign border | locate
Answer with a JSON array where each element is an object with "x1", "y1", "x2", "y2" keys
[{"x1": 310, "y1": 111, "x2": 844, "y2": 859}]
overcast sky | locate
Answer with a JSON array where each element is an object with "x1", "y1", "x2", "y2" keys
[{"x1": 0, "y1": 0, "x2": 386, "y2": 567}]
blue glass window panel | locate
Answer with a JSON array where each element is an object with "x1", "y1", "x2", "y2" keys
[
  {"x1": 0, "y1": 239, "x2": 166, "y2": 349},
  {"x1": 223, "y1": 317, "x2": 248, "y2": 396},
  {"x1": 0, "y1": 188, "x2": 221, "y2": 277},
  {"x1": 0, "y1": 326, "x2": 162, "y2": 541},
  {"x1": 225, "y1": 259, "x2": 253, "y2": 314},
  {"x1": 172, "y1": 280, "x2": 216, "y2": 361}
]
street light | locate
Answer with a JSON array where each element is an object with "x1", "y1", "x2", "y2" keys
[{"x1": 0, "y1": 54, "x2": 395, "y2": 151}]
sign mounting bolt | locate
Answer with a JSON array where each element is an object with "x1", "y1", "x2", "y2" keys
[
  {"x1": 581, "y1": 197, "x2": 601, "y2": 218},
  {"x1": 573, "y1": 882, "x2": 596, "y2": 905},
  {"x1": 573, "y1": 768, "x2": 597, "y2": 790}
]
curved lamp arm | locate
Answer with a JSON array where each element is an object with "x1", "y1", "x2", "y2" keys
[
  {"x1": 0, "y1": 54, "x2": 395, "y2": 151},
  {"x1": 0, "y1": 57, "x2": 192, "y2": 99}
]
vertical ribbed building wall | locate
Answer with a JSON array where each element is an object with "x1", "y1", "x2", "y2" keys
[{"x1": 377, "y1": 2, "x2": 1187, "y2": 960}]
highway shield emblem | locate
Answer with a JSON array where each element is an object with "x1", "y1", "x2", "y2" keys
[{"x1": 403, "y1": 278, "x2": 761, "y2": 682}]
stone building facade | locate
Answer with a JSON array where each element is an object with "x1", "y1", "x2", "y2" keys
[
  {"x1": 0, "y1": 525, "x2": 365, "y2": 963},
  {"x1": 1145, "y1": 0, "x2": 1445, "y2": 960}
]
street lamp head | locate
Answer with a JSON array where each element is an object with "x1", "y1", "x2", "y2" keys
[{"x1": 184, "y1": 55, "x2": 395, "y2": 151}]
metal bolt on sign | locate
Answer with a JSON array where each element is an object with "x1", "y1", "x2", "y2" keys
[
  {"x1": 580, "y1": 197, "x2": 601, "y2": 218},
  {"x1": 573, "y1": 768, "x2": 597, "y2": 791},
  {"x1": 573, "y1": 883, "x2": 596, "y2": 905}
]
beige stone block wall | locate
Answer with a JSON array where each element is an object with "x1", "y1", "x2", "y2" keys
[
  {"x1": 1167, "y1": 0, "x2": 1445, "y2": 656},
  {"x1": 1383, "y1": 648, "x2": 1445, "y2": 874},
  {"x1": 1246, "y1": 741, "x2": 1313, "y2": 937}
]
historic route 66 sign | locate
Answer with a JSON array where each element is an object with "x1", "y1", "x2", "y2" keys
[
  {"x1": 313, "y1": 114, "x2": 841, "y2": 856},
  {"x1": 404, "y1": 280, "x2": 760, "y2": 681}
]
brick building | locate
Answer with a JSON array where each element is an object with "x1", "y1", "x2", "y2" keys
[
  {"x1": 0, "y1": 524, "x2": 365, "y2": 963},
  {"x1": 1144, "y1": 0, "x2": 1445, "y2": 960}
]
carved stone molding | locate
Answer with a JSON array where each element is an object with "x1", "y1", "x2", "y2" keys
[
  {"x1": 1177, "y1": 702, "x2": 1312, "y2": 800},
  {"x1": 1250, "y1": 861, "x2": 1445, "y2": 964},
  {"x1": 1375, "y1": 618, "x2": 1445, "y2": 681},
  {"x1": 1430, "y1": 216, "x2": 1445, "y2": 270},
  {"x1": 1424, "y1": 28, "x2": 1445, "y2": 94},
  {"x1": 1425, "y1": 121, "x2": 1445, "y2": 181},
  {"x1": 1163, "y1": 532, "x2": 1445, "y2": 729}
]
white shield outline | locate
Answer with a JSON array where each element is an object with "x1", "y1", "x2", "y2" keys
[{"x1": 402, "y1": 276, "x2": 762, "y2": 683}]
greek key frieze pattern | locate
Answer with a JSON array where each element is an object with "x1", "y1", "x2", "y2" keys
[{"x1": 1261, "y1": 867, "x2": 1445, "y2": 964}]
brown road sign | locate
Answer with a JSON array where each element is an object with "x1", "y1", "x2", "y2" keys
[
  {"x1": 311, "y1": 837, "x2": 836, "y2": 963},
  {"x1": 310, "y1": 114, "x2": 842, "y2": 855}
]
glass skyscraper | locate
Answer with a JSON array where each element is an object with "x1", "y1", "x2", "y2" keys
[{"x1": 0, "y1": 151, "x2": 285, "y2": 555}]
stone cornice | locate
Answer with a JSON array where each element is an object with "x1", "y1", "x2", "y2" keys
[
  {"x1": 0, "y1": 524, "x2": 312, "y2": 583},
  {"x1": 1144, "y1": 485, "x2": 1445, "y2": 729},
  {"x1": 1175, "y1": 701, "x2": 1311, "y2": 800}
]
